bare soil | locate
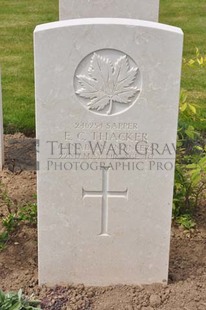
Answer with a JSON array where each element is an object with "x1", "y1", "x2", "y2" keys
[{"x1": 0, "y1": 134, "x2": 206, "y2": 310}]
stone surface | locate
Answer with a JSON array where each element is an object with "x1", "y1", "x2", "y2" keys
[
  {"x1": 34, "y1": 18, "x2": 183, "y2": 286},
  {"x1": 59, "y1": 0, "x2": 160, "y2": 22},
  {"x1": 0, "y1": 69, "x2": 4, "y2": 170}
]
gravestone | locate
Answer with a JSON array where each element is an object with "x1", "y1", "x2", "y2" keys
[
  {"x1": 59, "y1": 0, "x2": 160, "y2": 22},
  {"x1": 34, "y1": 18, "x2": 183, "y2": 286},
  {"x1": 0, "y1": 69, "x2": 4, "y2": 170}
]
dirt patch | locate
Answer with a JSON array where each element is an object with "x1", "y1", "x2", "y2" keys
[{"x1": 0, "y1": 134, "x2": 206, "y2": 310}]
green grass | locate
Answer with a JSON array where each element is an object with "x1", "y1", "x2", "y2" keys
[
  {"x1": 160, "y1": 0, "x2": 206, "y2": 115},
  {"x1": 0, "y1": 0, "x2": 205, "y2": 134},
  {"x1": 0, "y1": 0, "x2": 58, "y2": 135}
]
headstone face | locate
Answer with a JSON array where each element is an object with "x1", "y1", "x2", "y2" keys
[
  {"x1": 0, "y1": 69, "x2": 4, "y2": 170},
  {"x1": 34, "y1": 19, "x2": 183, "y2": 286},
  {"x1": 59, "y1": 0, "x2": 160, "y2": 22}
]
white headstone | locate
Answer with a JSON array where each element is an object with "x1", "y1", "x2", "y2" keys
[
  {"x1": 0, "y1": 69, "x2": 4, "y2": 170},
  {"x1": 59, "y1": 0, "x2": 160, "y2": 22},
  {"x1": 34, "y1": 18, "x2": 183, "y2": 286}
]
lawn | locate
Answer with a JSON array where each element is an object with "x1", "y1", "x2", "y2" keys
[
  {"x1": 0, "y1": 0, "x2": 58, "y2": 134},
  {"x1": 160, "y1": 0, "x2": 206, "y2": 118},
  {"x1": 0, "y1": 0, "x2": 205, "y2": 134}
]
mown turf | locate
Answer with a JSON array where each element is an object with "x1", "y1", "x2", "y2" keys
[
  {"x1": 0, "y1": 0, "x2": 205, "y2": 134},
  {"x1": 0, "y1": 0, "x2": 58, "y2": 134},
  {"x1": 160, "y1": 0, "x2": 206, "y2": 116}
]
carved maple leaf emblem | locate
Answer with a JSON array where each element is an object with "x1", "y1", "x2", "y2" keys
[{"x1": 76, "y1": 53, "x2": 140, "y2": 115}]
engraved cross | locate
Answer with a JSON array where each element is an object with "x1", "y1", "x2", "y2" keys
[{"x1": 82, "y1": 168, "x2": 128, "y2": 236}]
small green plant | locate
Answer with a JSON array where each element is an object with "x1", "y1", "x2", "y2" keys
[
  {"x1": 183, "y1": 48, "x2": 206, "y2": 68},
  {"x1": 0, "y1": 231, "x2": 9, "y2": 249},
  {"x1": 18, "y1": 203, "x2": 37, "y2": 225},
  {"x1": 173, "y1": 49, "x2": 206, "y2": 227},
  {"x1": 176, "y1": 214, "x2": 196, "y2": 230},
  {"x1": 0, "y1": 289, "x2": 41, "y2": 310},
  {"x1": 0, "y1": 184, "x2": 37, "y2": 250},
  {"x1": 0, "y1": 202, "x2": 37, "y2": 250}
]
